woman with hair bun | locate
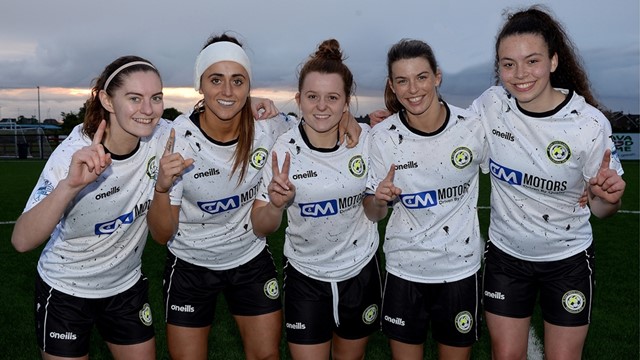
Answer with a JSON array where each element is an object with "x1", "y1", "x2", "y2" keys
[{"x1": 252, "y1": 39, "x2": 382, "y2": 360}]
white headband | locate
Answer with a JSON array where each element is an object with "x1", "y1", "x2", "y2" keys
[
  {"x1": 193, "y1": 41, "x2": 252, "y2": 91},
  {"x1": 104, "y1": 61, "x2": 156, "y2": 90}
]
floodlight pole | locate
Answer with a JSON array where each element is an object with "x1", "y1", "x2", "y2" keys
[{"x1": 37, "y1": 86, "x2": 41, "y2": 123}]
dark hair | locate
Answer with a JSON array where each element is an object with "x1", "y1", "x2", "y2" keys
[
  {"x1": 195, "y1": 33, "x2": 254, "y2": 183},
  {"x1": 298, "y1": 39, "x2": 354, "y2": 101},
  {"x1": 494, "y1": 6, "x2": 598, "y2": 108},
  {"x1": 84, "y1": 55, "x2": 160, "y2": 138},
  {"x1": 384, "y1": 39, "x2": 440, "y2": 113}
]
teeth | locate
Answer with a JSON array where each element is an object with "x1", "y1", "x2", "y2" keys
[
  {"x1": 314, "y1": 114, "x2": 330, "y2": 119},
  {"x1": 218, "y1": 100, "x2": 234, "y2": 106},
  {"x1": 408, "y1": 96, "x2": 422, "y2": 103},
  {"x1": 516, "y1": 82, "x2": 534, "y2": 89},
  {"x1": 134, "y1": 118, "x2": 152, "y2": 124}
]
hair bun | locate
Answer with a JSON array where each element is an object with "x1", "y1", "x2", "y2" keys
[{"x1": 314, "y1": 39, "x2": 343, "y2": 61}]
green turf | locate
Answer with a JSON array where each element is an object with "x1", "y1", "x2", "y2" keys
[{"x1": 0, "y1": 160, "x2": 637, "y2": 359}]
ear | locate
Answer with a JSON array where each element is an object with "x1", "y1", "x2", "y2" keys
[
  {"x1": 98, "y1": 90, "x2": 115, "y2": 113},
  {"x1": 387, "y1": 78, "x2": 395, "y2": 94},
  {"x1": 295, "y1": 92, "x2": 301, "y2": 107},
  {"x1": 342, "y1": 98, "x2": 349, "y2": 113},
  {"x1": 435, "y1": 69, "x2": 443, "y2": 87},
  {"x1": 550, "y1": 52, "x2": 559, "y2": 73}
]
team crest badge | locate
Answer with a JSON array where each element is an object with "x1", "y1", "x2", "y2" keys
[
  {"x1": 264, "y1": 278, "x2": 279, "y2": 299},
  {"x1": 146, "y1": 156, "x2": 158, "y2": 179},
  {"x1": 451, "y1": 147, "x2": 473, "y2": 169},
  {"x1": 349, "y1": 155, "x2": 366, "y2": 178},
  {"x1": 139, "y1": 303, "x2": 153, "y2": 326},
  {"x1": 562, "y1": 290, "x2": 586, "y2": 314},
  {"x1": 362, "y1": 304, "x2": 378, "y2": 325},
  {"x1": 547, "y1": 141, "x2": 571, "y2": 164},
  {"x1": 251, "y1": 148, "x2": 269, "y2": 169},
  {"x1": 454, "y1": 311, "x2": 473, "y2": 333}
]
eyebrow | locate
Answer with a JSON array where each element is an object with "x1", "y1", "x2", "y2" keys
[
  {"x1": 208, "y1": 73, "x2": 247, "y2": 78},
  {"x1": 124, "y1": 91, "x2": 163, "y2": 97}
]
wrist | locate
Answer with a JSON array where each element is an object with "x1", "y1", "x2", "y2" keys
[{"x1": 154, "y1": 184, "x2": 170, "y2": 194}]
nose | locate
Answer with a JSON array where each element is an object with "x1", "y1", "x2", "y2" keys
[
  {"x1": 408, "y1": 79, "x2": 418, "y2": 93},
  {"x1": 140, "y1": 98, "x2": 153, "y2": 115},
  {"x1": 316, "y1": 98, "x2": 327, "y2": 110},
  {"x1": 222, "y1": 81, "x2": 233, "y2": 96},
  {"x1": 515, "y1": 64, "x2": 527, "y2": 79}
]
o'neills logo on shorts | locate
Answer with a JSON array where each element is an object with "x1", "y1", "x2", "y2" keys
[
  {"x1": 286, "y1": 322, "x2": 306, "y2": 330},
  {"x1": 484, "y1": 290, "x2": 505, "y2": 300},
  {"x1": 49, "y1": 331, "x2": 77, "y2": 340},
  {"x1": 171, "y1": 304, "x2": 195, "y2": 313},
  {"x1": 384, "y1": 315, "x2": 405, "y2": 326}
]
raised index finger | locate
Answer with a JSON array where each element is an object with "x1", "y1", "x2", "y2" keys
[
  {"x1": 164, "y1": 128, "x2": 176, "y2": 155},
  {"x1": 93, "y1": 119, "x2": 107, "y2": 145},
  {"x1": 385, "y1": 164, "x2": 396, "y2": 183},
  {"x1": 281, "y1": 152, "x2": 291, "y2": 178},
  {"x1": 599, "y1": 149, "x2": 612, "y2": 171},
  {"x1": 271, "y1": 151, "x2": 280, "y2": 177}
]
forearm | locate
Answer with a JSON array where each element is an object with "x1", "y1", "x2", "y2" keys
[
  {"x1": 147, "y1": 191, "x2": 179, "y2": 245},
  {"x1": 11, "y1": 179, "x2": 80, "y2": 252},
  {"x1": 589, "y1": 197, "x2": 622, "y2": 219},
  {"x1": 251, "y1": 201, "x2": 285, "y2": 238},
  {"x1": 363, "y1": 195, "x2": 389, "y2": 222}
]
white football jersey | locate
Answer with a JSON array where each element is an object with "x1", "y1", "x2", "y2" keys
[
  {"x1": 367, "y1": 102, "x2": 487, "y2": 283},
  {"x1": 471, "y1": 86, "x2": 624, "y2": 261},
  {"x1": 257, "y1": 122, "x2": 378, "y2": 282},
  {"x1": 26, "y1": 120, "x2": 171, "y2": 298},
  {"x1": 167, "y1": 112, "x2": 295, "y2": 270}
]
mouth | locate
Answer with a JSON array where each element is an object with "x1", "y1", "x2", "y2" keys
[
  {"x1": 514, "y1": 81, "x2": 535, "y2": 90},
  {"x1": 217, "y1": 99, "x2": 235, "y2": 106},
  {"x1": 406, "y1": 96, "x2": 424, "y2": 104},
  {"x1": 133, "y1": 118, "x2": 154, "y2": 124},
  {"x1": 313, "y1": 114, "x2": 331, "y2": 120}
]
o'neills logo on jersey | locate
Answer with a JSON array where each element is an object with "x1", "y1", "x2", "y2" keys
[
  {"x1": 484, "y1": 290, "x2": 505, "y2": 300},
  {"x1": 193, "y1": 168, "x2": 220, "y2": 179},
  {"x1": 49, "y1": 331, "x2": 77, "y2": 340},
  {"x1": 293, "y1": 170, "x2": 317, "y2": 180},
  {"x1": 395, "y1": 161, "x2": 419, "y2": 170},
  {"x1": 492, "y1": 129, "x2": 515, "y2": 141},
  {"x1": 286, "y1": 322, "x2": 306, "y2": 330},
  {"x1": 171, "y1": 304, "x2": 195, "y2": 313},
  {"x1": 489, "y1": 159, "x2": 567, "y2": 194},
  {"x1": 384, "y1": 315, "x2": 405, "y2": 326},
  {"x1": 95, "y1": 186, "x2": 120, "y2": 200}
]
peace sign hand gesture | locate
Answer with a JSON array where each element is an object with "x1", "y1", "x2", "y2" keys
[
  {"x1": 67, "y1": 119, "x2": 112, "y2": 189},
  {"x1": 268, "y1": 151, "x2": 295, "y2": 209},
  {"x1": 155, "y1": 128, "x2": 195, "y2": 194}
]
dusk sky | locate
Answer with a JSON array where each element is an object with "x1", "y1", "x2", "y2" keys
[{"x1": 1, "y1": 0, "x2": 638, "y2": 120}]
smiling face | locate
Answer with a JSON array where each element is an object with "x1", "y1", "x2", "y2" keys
[
  {"x1": 388, "y1": 57, "x2": 441, "y2": 120},
  {"x1": 296, "y1": 71, "x2": 348, "y2": 143},
  {"x1": 199, "y1": 61, "x2": 250, "y2": 123},
  {"x1": 100, "y1": 70, "x2": 163, "y2": 152},
  {"x1": 498, "y1": 33, "x2": 558, "y2": 112}
]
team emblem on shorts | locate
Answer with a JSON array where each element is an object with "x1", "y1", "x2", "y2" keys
[
  {"x1": 251, "y1": 148, "x2": 269, "y2": 169},
  {"x1": 139, "y1": 303, "x2": 153, "y2": 326},
  {"x1": 362, "y1": 304, "x2": 378, "y2": 325},
  {"x1": 264, "y1": 278, "x2": 280, "y2": 299},
  {"x1": 451, "y1": 147, "x2": 473, "y2": 169},
  {"x1": 547, "y1": 141, "x2": 571, "y2": 164},
  {"x1": 454, "y1": 311, "x2": 473, "y2": 334},
  {"x1": 349, "y1": 155, "x2": 366, "y2": 178},
  {"x1": 562, "y1": 290, "x2": 586, "y2": 314},
  {"x1": 146, "y1": 156, "x2": 158, "y2": 179}
]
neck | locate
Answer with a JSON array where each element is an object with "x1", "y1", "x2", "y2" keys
[
  {"x1": 303, "y1": 123, "x2": 339, "y2": 149},
  {"x1": 200, "y1": 110, "x2": 240, "y2": 142},
  {"x1": 406, "y1": 101, "x2": 446, "y2": 133},
  {"x1": 103, "y1": 127, "x2": 139, "y2": 156}
]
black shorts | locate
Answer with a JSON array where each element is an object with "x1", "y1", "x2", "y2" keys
[
  {"x1": 283, "y1": 255, "x2": 382, "y2": 344},
  {"x1": 164, "y1": 246, "x2": 282, "y2": 327},
  {"x1": 34, "y1": 273, "x2": 154, "y2": 358},
  {"x1": 381, "y1": 272, "x2": 481, "y2": 347},
  {"x1": 482, "y1": 241, "x2": 595, "y2": 326}
]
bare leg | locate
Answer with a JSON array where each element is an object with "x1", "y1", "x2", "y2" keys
[
  {"x1": 235, "y1": 310, "x2": 282, "y2": 360},
  {"x1": 166, "y1": 324, "x2": 211, "y2": 360},
  {"x1": 288, "y1": 341, "x2": 331, "y2": 360},
  {"x1": 437, "y1": 343, "x2": 472, "y2": 360},
  {"x1": 543, "y1": 321, "x2": 589, "y2": 360},
  {"x1": 485, "y1": 311, "x2": 530, "y2": 360},
  {"x1": 332, "y1": 334, "x2": 369, "y2": 360},
  {"x1": 107, "y1": 337, "x2": 156, "y2": 360},
  {"x1": 389, "y1": 339, "x2": 423, "y2": 360}
]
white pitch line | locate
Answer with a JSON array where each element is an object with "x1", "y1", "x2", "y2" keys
[{"x1": 528, "y1": 325, "x2": 545, "y2": 360}]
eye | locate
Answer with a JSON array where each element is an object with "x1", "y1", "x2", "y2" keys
[
  {"x1": 233, "y1": 79, "x2": 244, "y2": 86},
  {"x1": 307, "y1": 94, "x2": 317, "y2": 100},
  {"x1": 152, "y1": 95, "x2": 163, "y2": 103},
  {"x1": 129, "y1": 96, "x2": 141, "y2": 103},
  {"x1": 211, "y1": 78, "x2": 222, "y2": 85},
  {"x1": 329, "y1": 95, "x2": 339, "y2": 101},
  {"x1": 396, "y1": 79, "x2": 407, "y2": 85}
]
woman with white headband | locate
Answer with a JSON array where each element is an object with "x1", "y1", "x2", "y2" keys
[
  {"x1": 11, "y1": 55, "x2": 173, "y2": 359},
  {"x1": 147, "y1": 33, "x2": 361, "y2": 359}
]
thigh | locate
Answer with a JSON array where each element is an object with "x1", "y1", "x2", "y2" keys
[
  {"x1": 543, "y1": 321, "x2": 589, "y2": 360},
  {"x1": 484, "y1": 311, "x2": 531, "y2": 360},
  {"x1": 539, "y1": 245, "x2": 595, "y2": 326},
  {"x1": 381, "y1": 272, "x2": 429, "y2": 345},
  {"x1": 106, "y1": 337, "x2": 155, "y2": 360},
  {"x1": 163, "y1": 251, "x2": 218, "y2": 327},
  {"x1": 334, "y1": 255, "x2": 382, "y2": 341},
  {"x1": 35, "y1": 274, "x2": 93, "y2": 358},
  {"x1": 235, "y1": 311, "x2": 282, "y2": 360},
  {"x1": 430, "y1": 272, "x2": 481, "y2": 347},
  {"x1": 284, "y1": 263, "x2": 334, "y2": 344},
  {"x1": 225, "y1": 247, "x2": 282, "y2": 316},
  {"x1": 97, "y1": 276, "x2": 155, "y2": 346},
  {"x1": 483, "y1": 241, "x2": 538, "y2": 318}
]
